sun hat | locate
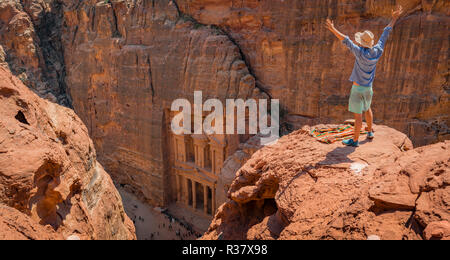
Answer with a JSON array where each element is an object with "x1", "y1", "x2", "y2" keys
[{"x1": 355, "y1": 30, "x2": 375, "y2": 48}]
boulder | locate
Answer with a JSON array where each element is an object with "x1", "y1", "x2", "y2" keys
[
  {"x1": 0, "y1": 66, "x2": 136, "y2": 240},
  {"x1": 423, "y1": 221, "x2": 450, "y2": 240},
  {"x1": 203, "y1": 124, "x2": 449, "y2": 240}
]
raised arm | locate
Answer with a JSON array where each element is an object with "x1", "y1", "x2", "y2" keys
[
  {"x1": 376, "y1": 5, "x2": 404, "y2": 49},
  {"x1": 325, "y1": 19, "x2": 346, "y2": 41},
  {"x1": 325, "y1": 19, "x2": 361, "y2": 57},
  {"x1": 388, "y1": 5, "x2": 404, "y2": 28}
]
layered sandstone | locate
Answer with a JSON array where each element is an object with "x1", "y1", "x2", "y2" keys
[
  {"x1": 203, "y1": 125, "x2": 449, "y2": 240},
  {"x1": 57, "y1": 0, "x2": 450, "y2": 230},
  {"x1": 0, "y1": 0, "x2": 68, "y2": 104},
  {"x1": 0, "y1": 67, "x2": 135, "y2": 240},
  {"x1": 177, "y1": 0, "x2": 450, "y2": 146}
]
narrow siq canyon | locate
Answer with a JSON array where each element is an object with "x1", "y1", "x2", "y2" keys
[{"x1": 0, "y1": 0, "x2": 448, "y2": 240}]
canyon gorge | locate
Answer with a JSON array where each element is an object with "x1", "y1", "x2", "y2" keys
[{"x1": 0, "y1": 0, "x2": 448, "y2": 240}]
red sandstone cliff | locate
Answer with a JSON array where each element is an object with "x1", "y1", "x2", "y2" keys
[
  {"x1": 0, "y1": 66, "x2": 136, "y2": 240},
  {"x1": 203, "y1": 125, "x2": 449, "y2": 240}
]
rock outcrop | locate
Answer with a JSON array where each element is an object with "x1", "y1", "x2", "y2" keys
[
  {"x1": 423, "y1": 221, "x2": 450, "y2": 240},
  {"x1": 217, "y1": 134, "x2": 264, "y2": 207},
  {"x1": 0, "y1": 204, "x2": 62, "y2": 240},
  {"x1": 0, "y1": 67, "x2": 135, "y2": 240},
  {"x1": 177, "y1": 0, "x2": 450, "y2": 146},
  {"x1": 203, "y1": 124, "x2": 449, "y2": 240}
]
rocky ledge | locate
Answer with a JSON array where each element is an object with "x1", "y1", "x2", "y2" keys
[
  {"x1": 204, "y1": 125, "x2": 449, "y2": 240},
  {"x1": 0, "y1": 67, "x2": 135, "y2": 240}
]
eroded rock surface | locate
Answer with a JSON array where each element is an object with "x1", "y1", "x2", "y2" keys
[
  {"x1": 0, "y1": 67, "x2": 135, "y2": 240},
  {"x1": 58, "y1": 0, "x2": 449, "y2": 212},
  {"x1": 423, "y1": 221, "x2": 450, "y2": 240},
  {"x1": 0, "y1": 204, "x2": 62, "y2": 240},
  {"x1": 0, "y1": 0, "x2": 68, "y2": 104},
  {"x1": 217, "y1": 134, "x2": 264, "y2": 206},
  {"x1": 203, "y1": 124, "x2": 449, "y2": 240}
]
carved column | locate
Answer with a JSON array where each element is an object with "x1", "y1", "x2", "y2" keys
[
  {"x1": 176, "y1": 174, "x2": 181, "y2": 202},
  {"x1": 211, "y1": 149, "x2": 216, "y2": 174},
  {"x1": 183, "y1": 177, "x2": 189, "y2": 206},
  {"x1": 212, "y1": 185, "x2": 216, "y2": 215},
  {"x1": 192, "y1": 135, "x2": 208, "y2": 168},
  {"x1": 210, "y1": 144, "x2": 225, "y2": 175},
  {"x1": 174, "y1": 134, "x2": 187, "y2": 162},
  {"x1": 194, "y1": 145, "x2": 199, "y2": 165},
  {"x1": 203, "y1": 184, "x2": 208, "y2": 214},
  {"x1": 192, "y1": 181, "x2": 197, "y2": 209}
]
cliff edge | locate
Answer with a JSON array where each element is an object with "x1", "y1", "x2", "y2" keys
[
  {"x1": 203, "y1": 125, "x2": 449, "y2": 240},
  {"x1": 0, "y1": 67, "x2": 136, "y2": 240}
]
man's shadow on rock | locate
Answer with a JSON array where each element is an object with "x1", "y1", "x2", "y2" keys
[{"x1": 318, "y1": 139, "x2": 372, "y2": 166}]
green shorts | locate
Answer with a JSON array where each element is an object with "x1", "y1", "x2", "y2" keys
[{"x1": 349, "y1": 85, "x2": 373, "y2": 114}]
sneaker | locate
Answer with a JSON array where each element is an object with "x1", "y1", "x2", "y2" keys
[
  {"x1": 342, "y1": 139, "x2": 359, "y2": 147},
  {"x1": 367, "y1": 132, "x2": 374, "y2": 140}
]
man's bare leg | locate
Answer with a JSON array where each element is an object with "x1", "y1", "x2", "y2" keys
[
  {"x1": 365, "y1": 108, "x2": 373, "y2": 132},
  {"x1": 354, "y1": 113, "x2": 363, "y2": 141}
]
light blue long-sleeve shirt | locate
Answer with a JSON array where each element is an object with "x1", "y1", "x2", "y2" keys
[{"x1": 342, "y1": 26, "x2": 392, "y2": 87}]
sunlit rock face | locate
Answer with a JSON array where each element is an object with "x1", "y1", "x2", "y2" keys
[
  {"x1": 0, "y1": 66, "x2": 135, "y2": 240},
  {"x1": 177, "y1": 0, "x2": 450, "y2": 146},
  {"x1": 203, "y1": 124, "x2": 449, "y2": 240}
]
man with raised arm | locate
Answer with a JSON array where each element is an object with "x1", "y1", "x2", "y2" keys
[{"x1": 325, "y1": 6, "x2": 404, "y2": 147}]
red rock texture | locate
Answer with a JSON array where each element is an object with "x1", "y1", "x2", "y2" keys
[
  {"x1": 217, "y1": 134, "x2": 264, "y2": 206},
  {"x1": 0, "y1": 0, "x2": 42, "y2": 86},
  {"x1": 423, "y1": 221, "x2": 450, "y2": 240},
  {"x1": 0, "y1": 0, "x2": 68, "y2": 104},
  {"x1": 0, "y1": 204, "x2": 62, "y2": 240},
  {"x1": 0, "y1": 66, "x2": 135, "y2": 240},
  {"x1": 177, "y1": 0, "x2": 450, "y2": 146},
  {"x1": 203, "y1": 125, "x2": 449, "y2": 240}
]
